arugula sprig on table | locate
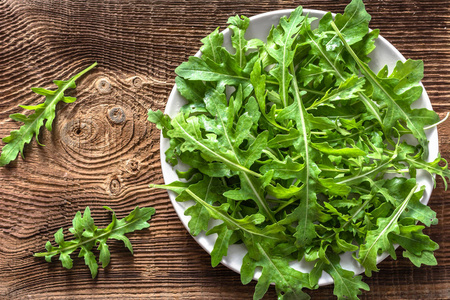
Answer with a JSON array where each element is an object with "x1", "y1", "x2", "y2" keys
[
  {"x1": 0, "y1": 62, "x2": 97, "y2": 166},
  {"x1": 35, "y1": 206, "x2": 156, "y2": 278},
  {"x1": 148, "y1": 0, "x2": 446, "y2": 299}
]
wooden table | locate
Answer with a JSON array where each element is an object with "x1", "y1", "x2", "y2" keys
[{"x1": 0, "y1": 0, "x2": 449, "y2": 299}]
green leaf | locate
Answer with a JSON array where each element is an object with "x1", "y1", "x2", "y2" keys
[
  {"x1": 324, "y1": 252, "x2": 370, "y2": 300},
  {"x1": 34, "y1": 206, "x2": 156, "y2": 278},
  {"x1": 358, "y1": 183, "x2": 419, "y2": 276},
  {"x1": 241, "y1": 243, "x2": 311, "y2": 300},
  {"x1": 403, "y1": 250, "x2": 438, "y2": 267},
  {"x1": 321, "y1": 0, "x2": 371, "y2": 50},
  {"x1": 181, "y1": 185, "x2": 282, "y2": 240},
  {"x1": 266, "y1": 6, "x2": 305, "y2": 107},
  {"x1": 0, "y1": 62, "x2": 97, "y2": 166},
  {"x1": 312, "y1": 142, "x2": 366, "y2": 157},
  {"x1": 377, "y1": 178, "x2": 438, "y2": 226},
  {"x1": 200, "y1": 27, "x2": 224, "y2": 63},
  {"x1": 175, "y1": 56, "x2": 251, "y2": 92},
  {"x1": 184, "y1": 177, "x2": 227, "y2": 236},
  {"x1": 228, "y1": 15, "x2": 250, "y2": 69},
  {"x1": 207, "y1": 223, "x2": 235, "y2": 267},
  {"x1": 260, "y1": 156, "x2": 304, "y2": 180},
  {"x1": 277, "y1": 64, "x2": 321, "y2": 248},
  {"x1": 389, "y1": 224, "x2": 439, "y2": 257}
]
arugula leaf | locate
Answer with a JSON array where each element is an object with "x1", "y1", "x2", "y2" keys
[
  {"x1": 34, "y1": 206, "x2": 155, "y2": 278},
  {"x1": 358, "y1": 183, "x2": 419, "y2": 276},
  {"x1": 0, "y1": 62, "x2": 97, "y2": 166},
  {"x1": 323, "y1": 253, "x2": 370, "y2": 300},
  {"x1": 207, "y1": 223, "x2": 237, "y2": 267},
  {"x1": 266, "y1": 6, "x2": 305, "y2": 107},
  {"x1": 200, "y1": 27, "x2": 224, "y2": 64},
  {"x1": 241, "y1": 243, "x2": 311, "y2": 300},
  {"x1": 320, "y1": 0, "x2": 371, "y2": 50},
  {"x1": 228, "y1": 15, "x2": 250, "y2": 69}
]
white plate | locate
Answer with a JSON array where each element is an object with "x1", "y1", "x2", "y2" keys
[{"x1": 160, "y1": 8, "x2": 438, "y2": 286}]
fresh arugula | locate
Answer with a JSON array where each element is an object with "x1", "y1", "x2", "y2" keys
[
  {"x1": 34, "y1": 206, "x2": 156, "y2": 278},
  {"x1": 0, "y1": 62, "x2": 97, "y2": 166},
  {"x1": 148, "y1": 0, "x2": 446, "y2": 299}
]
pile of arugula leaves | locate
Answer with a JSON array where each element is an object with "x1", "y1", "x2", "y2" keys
[{"x1": 148, "y1": 0, "x2": 447, "y2": 298}]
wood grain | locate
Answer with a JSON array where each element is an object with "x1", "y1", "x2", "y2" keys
[{"x1": 0, "y1": 0, "x2": 449, "y2": 299}]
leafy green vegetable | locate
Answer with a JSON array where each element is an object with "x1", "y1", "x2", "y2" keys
[
  {"x1": 34, "y1": 206, "x2": 156, "y2": 278},
  {"x1": 0, "y1": 62, "x2": 97, "y2": 166},
  {"x1": 148, "y1": 0, "x2": 446, "y2": 298}
]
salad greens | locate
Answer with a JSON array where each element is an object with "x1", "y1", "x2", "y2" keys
[
  {"x1": 34, "y1": 206, "x2": 156, "y2": 278},
  {"x1": 0, "y1": 62, "x2": 97, "y2": 166},
  {"x1": 148, "y1": 0, "x2": 446, "y2": 298}
]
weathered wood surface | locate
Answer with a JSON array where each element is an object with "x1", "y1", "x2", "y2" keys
[{"x1": 0, "y1": 0, "x2": 448, "y2": 299}]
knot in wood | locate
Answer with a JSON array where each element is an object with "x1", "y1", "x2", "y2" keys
[
  {"x1": 62, "y1": 119, "x2": 94, "y2": 143},
  {"x1": 109, "y1": 178, "x2": 121, "y2": 194},
  {"x1": 132, "y1": 76, "x2": 143, "y2": 89},
  {"x1": 96, "y1": 77, "x2": 112, "y2": 94},
  {"x1": 126, "y1": 159, "x2": 140, "y2": 174},
  {"x1": 108, "y1": 107, "x2": 126, "y2": 124}
]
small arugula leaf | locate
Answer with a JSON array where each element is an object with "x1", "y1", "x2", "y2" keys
[
  {"x1": 321, "y1": 0, "x2": 371, "y2": 50},
  {"x1": 393, "y1": 147, "x2": 450, "y2": 189},
  {"x1": 200, "y1": 27, "x2": 224, "y2": 63},
  {"x1": 277, "y1": 65, "x2": 321, "y2": 248},
  {"x1": 35, "y1": 206, "x2": 156, "y2": 278},
  {"x1": 241, "y1": 243, "x2": 311, "y2": 300},
  {"x1": 251, "y1": 60, "x2": 290, "y2": 132},
  {"x1": 183, "y1": 176, "x2": 228, "y2": 236},
  {"x1": 403, "y1": 250, "x2": 438, "y2": 268},
  {"x1": 358, "y1": 183, "x2": 419, "y2": 276},
  {"x1": 311, "y1": 142, "x2": 366, "y2": 158},
  {"x1": 228, "y1": 15, "x2": 250, "y2": 69},
  {"x1": 0, "y1": 62, "x2": 97, "y2": 166},
  {"x1": 389, "y1": 224, "x2": 439, "y2": 257},
  {"x1": 155, "y1": 178, "x2": 283, "y2": 240},
  {"x1": 307, "y1": 75, "x2": 365, "y2": 110},
  {"x1": 175, "y1": 56, "x2": 249, "y2": 86},
  {"x1": 324, "y1": 252, "x2": 370, "y2": 300},
  {"x1": 305, "y1": 22, "x2": 385, "y2": 128},
  {"x1": 207, "y1": 223, "x2": 237, "y2": 267},
  {"x1": 260, "y1": 156, "x2": 304, "y2": 180},
  {"x1": 378, "y1": 178, "x2": 438, "y2": 226},
  {"x1": 266, "y1": 6, "x2": 305, "y2": 107}
]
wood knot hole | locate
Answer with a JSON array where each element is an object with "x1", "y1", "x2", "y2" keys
[
  {"x1": 126, "y1": 159, "x2": 140, "y2": 174},
  {"x1": 108, "y1": 107, "x2": 126, "y2": 124},
  {"x1": 96, "y1": 78, "x2": 112, "y2": 94},
  {"x1": 129, "y1": 160, "x2": 139, "y2": 171},
  {"x1": 109, "y1": 179, "x2": 121, "y2": 194},
  {"x1": 132, "y1": 76, "x2": 143, "y2": 88},
  {"x1": 63, "y1": 120, "x2": 93, "y2": 141}
]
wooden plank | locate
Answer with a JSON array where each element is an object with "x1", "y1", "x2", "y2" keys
[{"x1": 0, "y1": 0, "x2": 449, "y2": 299}]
